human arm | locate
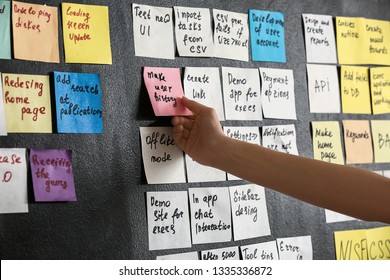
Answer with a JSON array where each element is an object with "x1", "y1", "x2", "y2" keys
[{"x1": 172, "y1": 98, "x2": 390, "y2": 224}]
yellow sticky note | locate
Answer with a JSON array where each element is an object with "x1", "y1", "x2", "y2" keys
[
  {"x1": 342, "y1": 120, "x2": 373, "y2": 164},
  {"x1": 334, "y1": 228, "x2": 368, "y2": 260},
  {"x1": 312, "y1": 121, "x2": 344, "y2": 164},
  {"x1": 62, "y1": 3, "x2": 112, "y2": 64},
  {"x1": 336, "y1": 17, "x2": 368, "y2": 65},
  {"x1": 371, "y1": 67, "x2": 390, "y2": 114},
  {"x1": 371, "y1": 120, "x2": 390, "y2": 163},
  {"x1": 12, "y1": 1, "x2": 59, "y2": 63},
  {"x1": 365, "y1": 19, "x2": 390, "y2": 66},
  {"x1": 341, "y1": 66, "x2": 371, "y2": 114},
  {"x1": 365, "y1": 226, "x2": 390, "y2": 260},
  {"x1": 2, "y1": 73, "x2": 52, "y2": 133}
]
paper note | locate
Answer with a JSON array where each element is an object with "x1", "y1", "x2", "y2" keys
[
  {"x1": 249, "y1": 10, "x2": 286, "y2": 63},
  {"x1": 62, "y1": 3, "x2": 111, "y2": 64},
  {"x1": 132, "y1": 3, "x2": 174, "y2": 59},
  {"x1": 241, "y1": 240, "x2": 279, "y2": 260},
  {"x1": 384, "y1": 170, "x2": 390, "y2": 178},
  {"x1": 365, "y1": 19, "x2": 390, "y2": 65},
  {"x1": 224, "y1": 126, "x2": 261, "y2": 180},
  {"x1": 312, "y1": 121, "x2": 344, "y2": 164},
  {"x1": 12, "y1": 1, "x2": 59, "y2": 63},
  {"x1": 188, "y1": 187, "x2": 232, "y2": 244},
  {"x1": 302, "y1": 14, "x2": 337, "y2": 64},
  {"x1": 156, "y1": 252, "x2": 199, "y2": 260},
  {"x1": 0, "y1": 148, "x2": 28, "y2": 214},
  {"x1": 0, "y1": 0, "x2": 11, "y2": 59},
  {"x1": 213, "y1": 9, "x2": 249, "y2": 61},
  {"x1": 306, "y1": 64, "x2": 340, "y2": 113},
  {"x1": 174, "y1": 6, "x2": 214, "y2": 57},
  {"x1": 371, "y1": 120, "x2": 390, "y2": 163},
  {"x1": 342, "y1": 120, "x2": 373, "y2": 164},
  {"x1": 140, "y1": 127, "x2": 186, "y2": 184},
  {"x1": 221, "y1": 67, "x2": 262, "y2": 120},
  {"x1": 54, "y1": 71, "x2": 102, "y2": 134},
  {"x1": 325, "y1": 209, "x2": 356, "y2": 223},
  {"x1": 260, "y1": 68, "x2": 296, "y2": 120},
  {"x1": 340, "y1": 66, "x2": 371, "y2": 114},
  {"x1": 336, "y1": 17, "x2": 368, "y2": 65},
  {"x1": 30, "y1": 149, "x2": 76, "y2": 202},
  {"x1": 2, "y1": 73, "x2": 52, "y2": 133},
  {"x1": 0, "y1": 74, "x2": 7, "y2": 135},
  {"x1": 277, "y1": 235, "x2": 313, "y2": 260},
  {"x1": 201, "y1": 246, "x2": 239, "y2": 260},
  {"x1": 262, "y1": 124, "x2": 299, "y2": 155},
  {"x1": 229, "y1": 184, "x2": 270, "y2": 240},
  {"x1": 370, "y1": 67, "x2": 390, "y2": 114},
  {"x1": 185, "y1": 154, "x2": 226, "y2": 183},
  {"x1": 183, "y1": 67, "x2": 224, "y2": 120},
  {"x1": 144, "y1": 67, "x2": 191, "y2": 116},
  {"x1": 146, "y1": 191, "x2": 191, "y2": 250},
  {"x1": 335, "y1": 226, "x2": 390, "y2": 260}
]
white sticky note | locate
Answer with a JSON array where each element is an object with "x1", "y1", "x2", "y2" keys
[
  {"x1": 132, "y1": 4, "x2": 175, "y2": 59},
  {"x1": 201, "y1": 246, "x2": 239, "y2": 260},
  {"x1": 383, "y1": 170, "x2": 390, "y2": 178},
  {"x1": 229, "y1": 184, "x2": 271, "y2": 240},
  {"x1": 306, "y1": 64, "x2": 341, "y2": 113},
  {"x1": 188, "y1": 187, "x2": 232, "y2": 244},
  {"x1": 146, "y1": 191, "x2": 191, "y2": 251},
  {"x1": 222, "y1": 67, "x2": 262, "y2": 120},
  {"x1": 183, "y1": 67, "x2": 225, "y2": 121},
  {"x1": 260, "y1": 68, "x2": 296, "y2": 120},
  {"x1": 262, "y1": 124, "x2": 299, "y2": 155},
  {"x1": 277, "y1": 235, "x2": 313, "y2": 260},
  {"x1": 174, "y1": 6, "x2": 214, "y2": 57},
  {"x1": 0, "y1": 148, "x2": 28, "y2": 214},
  {"x1": 185, "y1": 155, "x2": 226, "y2": 183},
  {"x1": 302, "y1": 14, "x2": 337, "y2": 64},
  {"x1": 0, "y1": 73, "x2": 7, "y2": 136},
  {"x1": 140, "y1": 127, "x2": 186, "y2": 184},
  {"x1": 224, "y1": 126, "x2": 261, "y2": 180},
  {"x1": 156, "y1": 251, "x2": 199, "y2": 260},
  {"x1": 325, "y1": 209, "x2": 356, "y2": 223},
  {"x1": 241, "y1": 240, "x2": 279, "y2": 260},
  {"x1": 213, "y1": 9, "x2": 249, "y2": 61}
]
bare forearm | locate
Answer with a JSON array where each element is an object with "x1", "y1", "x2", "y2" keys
[{"x1": 212, "y1": 137, "x2": 390, "y2": 224}]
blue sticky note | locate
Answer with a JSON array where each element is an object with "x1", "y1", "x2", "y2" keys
[
  {"x1": 54, "y1": 72, "x2": 102, "y2": 133},
  {"x1": 249, "y1": 9, "x2": 286, "y2": 63},
  {"x1": 0, "y1": 0, "x2": 11, "y2": 59}
]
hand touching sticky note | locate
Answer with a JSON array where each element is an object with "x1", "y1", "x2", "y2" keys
[{"x1": 143, "y1": 67, "x2": 191, "y2": 116}]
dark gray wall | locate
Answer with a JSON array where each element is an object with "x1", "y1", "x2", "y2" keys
[{"x1": 0, "y1": 0, "x2": 388, "y2": 260}]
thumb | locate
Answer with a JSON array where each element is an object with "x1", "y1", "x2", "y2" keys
[{"x1": 182, "y1": 97, "x2": 208, "y2": 114}]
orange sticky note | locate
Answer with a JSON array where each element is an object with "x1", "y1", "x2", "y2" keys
[
  {"x1": 12, "y1": 1, "x2": 59, "y2": 63},
  {"x1": 2, "y1": 73, "x2": 52, "y2": 133},
  {"x1": 143, "y1": 67, "x2": 191, "y2": 116},
  {"x1": 370, "y1": 67, "x2": 390, "y2": 114},
  {"x1": 342, "y1": 120, "x2": 373, "y2": 164}
]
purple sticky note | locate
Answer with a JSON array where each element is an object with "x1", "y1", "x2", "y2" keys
[
  {"x1": 143, "y1": 67, "x2": 192, "y2": 116},
  {"x1": 30, "y1": 149, "x2": 76, "y2": 202}
]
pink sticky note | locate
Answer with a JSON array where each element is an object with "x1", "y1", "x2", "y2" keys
[{"x1": 144, "y1": 67, "x2": 191, "y2": 116}]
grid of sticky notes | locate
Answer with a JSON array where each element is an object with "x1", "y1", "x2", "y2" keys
[
  {"x1": 0, "y1": 1, "x2": 112, "y2": 64},
  {"x1": 0, "y1": 148, "x2": 76, "y2": 214},
  {"x1": 132, "y1": 4, "x2": 286, "y2": 63},
  {"x1": 147, "y1": 185, "x2": 314, "y2": 260},
  {"x1": 0, "y1": 72, "x2": 103, "y2": 134}
]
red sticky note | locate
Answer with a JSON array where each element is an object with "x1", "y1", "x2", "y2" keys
[{"x1": 143, "y1": 67, "x2": 191, "y2": 116}]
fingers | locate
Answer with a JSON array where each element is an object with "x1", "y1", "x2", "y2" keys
[
  {"x1": 171, "y1": 116, "x2": 194, "y2": 130},
  {"x1": 182, "y1": 97, "x2": 210, "y2": 114}
]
